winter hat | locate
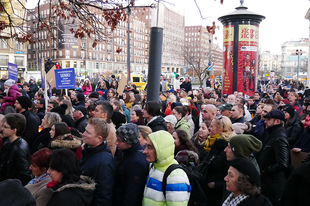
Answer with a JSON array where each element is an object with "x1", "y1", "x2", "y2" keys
[
  {"x1": 171, "y1": 102, "x2": 182, "y2": 111},
  {"x1": 230, "y1": 158, "x2": 260, "y2": 187},
  {"x1": 76, "y1": 93, "x2": 85, "y2": 102},
  {"x1": 164, "y1": 115, "x2": 177, "y2": 127},
  {"x1": 116, "y1": 123, "x2": 140, "y2": 145},
  {"x1": 73, "y1": 105, "x2": 88, "y2": 116},
  {"x1": 16, "y1": 96, "x2": 32, "y2": 109},
  {"x1": 51, "y1": 104, "x2": 68, "y2": 115},
  {"x1": 111, "y1": 111, "x2": 126, "y2": 129},
  {"x1": 4, "y1": 79, "x2": 15, "y2": 87},
  {"x1": 229, "y1": 134, "x2": 262, "y2": 158},
  {"x1": 89, "y1": 92, "x2": 99, "y2": 99},
  {"x1": 283, "y1": 106, "x2": 295, "y2": 118},
  {"x1": 0, "y1": 179, "x2": 36, "y2": 206},
  {"x1": 97, "y1": 91, "x2": 103, "y2": 97},
  {"x1": 280, "y1": 99, "x2": 290, "y2": 105}
]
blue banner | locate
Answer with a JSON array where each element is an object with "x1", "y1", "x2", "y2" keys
[
  {"x1": 55, "y1": 68, "x2": 75, "y2": 89},
  {"x1": 8, "y1": 62, "x2": 18, "y2": 81},
  {"x1": 40, "y1": 59, "x2": 45, "y2": 89}
]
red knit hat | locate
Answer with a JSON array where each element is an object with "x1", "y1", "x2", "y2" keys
[{"x1": 280, "y1": 99, "x2": 290, "y2": 105}]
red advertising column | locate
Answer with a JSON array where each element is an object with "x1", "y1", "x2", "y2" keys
[
  {"x1": 222, "y1": 25, "x2": 234, "y2": 95},
  {"x1": 237, "y1": 25, "x2": 259, "y2": 96}
]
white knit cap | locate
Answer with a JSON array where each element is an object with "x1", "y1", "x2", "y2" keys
[{"x1": 4, "y1": 79, "x2": 15, "y2": 87}]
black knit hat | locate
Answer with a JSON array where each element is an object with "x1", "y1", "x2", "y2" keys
[
  {"x1": 229, "y1": 134, "x2": 262, "y2": 158},
  {"x1": 230, "y1": 158, "x2": 260, "y2": 187},
  {"x1": 116, "y1": 123, "x2": 139, "y2": 145},
  {"x1": 16, "y1": 96, "x2": 32, "y2": 109},
  {"x1": 51, "y1": 104, "x2": 68, "y2": 115},
  {"x1": 283, "y1": 106, "x2": 295, "y2": 118},
  {"x1": 89, "y1": 92, "x2": 99, "y2": 99},
  {"x1": 111, "y1": 111, "x2": 126, "y2": 129}
]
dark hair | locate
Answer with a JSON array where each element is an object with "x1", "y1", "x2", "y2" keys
[
  {"x1": 23, "y1": 83, "x2": 30, "y2": 88},
  {"x1": 88, "y1": 100, "x2": 97, "y2": 111},
  {"x1": 254, "y1": 91, "x2": 261, "y2": 97},
  {"x1": 237, "y1": 97, "x2": 245, "y2": 105},
  {"x1": 131, "y1": 84, "x2": 137, "y2": 89},
  {"x1": 134, "y1": 94, "x2": 141, "y2": 103},
  {"x1": 174, "y1": 130, "x2": 196, "y2": 152},
  {"x1": 123, "y1": 92, "x2": 131, "y2": 103},
  {"x1": 36, "y1": 91, "x2": 44, "y2": 99},
  {"x1": 53, "y1": 122, "x2": 70, "y2": 139},
  {"x1": 236, "y1": 171, "x2": 261, "y2": 196},
  {"x1": 97, "y1": 101, "x2": 113, "y2": 123},
  {"x1": 144, "y1": 101, "x2": 161, "y2": 117},
  {"x1": 49, "y1": 100, "x2": 59, "y2": 108},
  {"x1": 249, "y1": 96, "x2": 255, "y2": 100},
  {"x1": 173, "y1": 106, "x2": 186, "y2": 118},
  {"x1": 31, "y1": 148, "x2": 52, "y2": 170},
  {"x1": 38, "y1": 98, "x2": 45, "y2": 107},
  {"x1": 5, "y1": 113, "x2": 26, "y2": 136},
  {"x1": 133, "y1": 109, "x2": 144, "y2": 125},
  {"x1": 49, "y1": 148, "x2": 80, "y2": 184},
  {"x1": 56, "y1": 95, "x2": 64, "y2": 102}
]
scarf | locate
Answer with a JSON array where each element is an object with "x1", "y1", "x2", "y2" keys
[
  {"x1": 28, "y1": 173, "x2": 49, "y2": 185},
  {"x1": 222, "y1": 193, "x2": 249, "y2": 206},
  {"x1": 204, "y1": 133, "x2": 221, "y2": 152}
]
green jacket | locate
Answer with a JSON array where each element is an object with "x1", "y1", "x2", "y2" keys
[{"x1": 175, "y1": 118, "x2": 191, "y2": 138}]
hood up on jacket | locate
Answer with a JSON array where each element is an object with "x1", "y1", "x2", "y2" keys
[
  {"x1": 148, "y1": 130, "x2": 178, "y2": 172},
  {"x1": 50, "y1": 134, "x2": 82, "y2": 149}
]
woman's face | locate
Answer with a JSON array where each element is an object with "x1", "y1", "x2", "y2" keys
[
  {"x1": 209, "y1": 120, "x2": 222, "y2": 136},
  {"x1": 193, "y1": 96, "x2": 198, "y2": 102},
  {"x1": 224, "y1": 166, "x2": 240, "y2": 195},
  {"x1": 172, "y1": 109, "x2": 182, "y2": 121},
  {"x1": 47, "y1": 167, "x2": 63, "y2": 183},
  {"x1": 108, "y1": 90, "x2": 114, "y2": 97},
  {"x1": 29, "y1": 163, "x2": 46, "y2": 177},
  {"x1": 140, "y1": 93, "x2": 145, "y2": 100},
  {"x1": 111, "y1": 102, "x2": 117, "y2": 111},
  {"x1": 129, "y1": 92, "x2": 135, "y2": 99},
  {"x1": 130, "y1": 111, "x2": 138, "y2": 121},
  {"x1": 256, "y1": 105, "x2": 262, "y2": 115},
  {"x1": 139, "y1": 132, "x2": 148, "y2": 146},
  {"x1": 198, "y1": 123, "x2": 209, "y2": 139},
  {"x1": 172, "y1": 132, "x2": 181, "y2": 147},
  {"x1": 50, "y1": 125, "x2": 55, "y2": 138},
  {"x1": 122, "y1": 93, "x2": 126, "y2": 99},
  {"x1": 284, "y1": 111, "x2": 290, "y2": 120},
  {"x1": 41, "y1": 115, "x2": 48, "y2": 127}
]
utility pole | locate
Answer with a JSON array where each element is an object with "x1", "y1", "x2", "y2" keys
[
  {"x1": 296, "y1": 49, "x2": 302, "y2": 88},
  {"x1": 127, "y1": 7, "x2": 131, "y2": 82}
]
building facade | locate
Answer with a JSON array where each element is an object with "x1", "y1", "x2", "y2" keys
[{"x1": 258, "y1": 51, "x2": 282, "y2": 78}]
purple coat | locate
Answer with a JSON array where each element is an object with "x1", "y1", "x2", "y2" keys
[{"x1": 4, "y1": 84, "x2": 21, "y2": 103}]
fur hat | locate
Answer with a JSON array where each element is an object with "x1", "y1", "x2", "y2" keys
[
  {"x1": 16, "y1": 96, "x2": 32, "y2": 109},
  {"x1": 116, "y1": 123, "x2": 140, "y2": 145},
  {"x1": 229, "y1": 134, "x2": 262, "y2": 158},
  {"x1": 230, "y1": 158, "x2": 260, "y2": 187},
  {"x1": 4, "y1": 79, "x2": 15, "y2": 87}
]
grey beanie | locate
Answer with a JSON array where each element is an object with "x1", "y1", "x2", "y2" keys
[
  {"x1": 4, "y1": 79, "x2": 15, "y2": 87},
  {"x1": 116, "y1": 123, "x2": 140, "y2": 145}
]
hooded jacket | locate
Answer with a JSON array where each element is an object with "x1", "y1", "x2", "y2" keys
[
  {"x1": 175, "y1": 117, "x2": 191, "y2": 138},
  {"x1": 143, "y1": 131, "x2": 191, "y2": 206},
  {"x1": 4, "y1": 84, "x2": 21, "y2": 103},
  {"x1": 46, "y1": 176, "x2": 96, "y2": 206}
]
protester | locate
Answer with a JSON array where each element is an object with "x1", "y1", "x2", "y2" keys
[
  {"x1": 283, "y1": 105, "x2": 303, "y2": 148},
  {"x1": 82, "y1": 78, "x2": 93, "y2": 96},
  {"x1": 173, "y1": 106, "x2": 191, "y2": 138},
  {"x1": 138, "y1": 125, "x2": 152, "y2": 148},
  {"x1": 143, "y1": 101, "x2": 167, "y2": 132}
]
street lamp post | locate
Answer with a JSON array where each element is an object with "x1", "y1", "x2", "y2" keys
[
  {"x1": 296, "y1": 49, "x2": 302, "y2": 88},
  {"x1": 127, "y1": 7, "x2": 131, "y2": 82}
]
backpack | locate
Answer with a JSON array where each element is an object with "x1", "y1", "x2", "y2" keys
[{"x1": 162, "y1": 164, "x2": 208, "y2": 206}]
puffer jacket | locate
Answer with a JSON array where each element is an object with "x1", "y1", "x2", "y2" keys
[
  {"x1": 285, "y1": 114, "x2": 303, "y2": 148},
  {"x1": 146, "y1": 116, "x2": 168, "y2": 132},
  {"x1": 47, "y1": 176, "x2": 96, "y2": 206},
  {"x1": 4, "y1": 84, "x2": 21, "y2": 103},
  {"x1": 175, "y1": 117, "x2": 191, "y2": 138},
  {"x1": 143, "y1": 131, "x2": 191, "y2": 206}
]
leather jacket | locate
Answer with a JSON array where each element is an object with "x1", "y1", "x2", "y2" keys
[
  {"x1": 0, "y1": 137, "x2": 32, "y2": 185},
  {"x1": 259, "y1": 124, "x2": 290, "y2": 175}
]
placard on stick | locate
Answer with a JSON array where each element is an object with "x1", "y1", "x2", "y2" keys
[
  {"x1": 117, "y1": 73, "x2": 127, "y2": 95},
  {"x1": 46, "y1": 65, "x2": 56, "y2": 88}
]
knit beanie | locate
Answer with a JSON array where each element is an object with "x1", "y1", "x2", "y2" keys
[
  {"x1": 229, "y1": 134, "x2": 262, "y2": 158},
  {"x1": 4, "y1": 79, "x2": 15, "y2": 87},
  {"x1": 111, "y1": 111, "x2": 126, "y2": 129},
  {"x1": 230, "y1": 158, "x2": 260, "y2": 187},
  {"x1": 51, "y1": 104, "x2": 68, "y2": 115},
  {"x1": 281, "y1": 99, "x2": 290, "y2": 105},
  {"x1": 16, "y1": 96, "x2": 32, "y2": 109},
  {"x1": 116, "y1": 123, "x2": 140, "y2": 145},
  {"x1": 283, "y1": 106, "x2": 295, "y2": 118}
]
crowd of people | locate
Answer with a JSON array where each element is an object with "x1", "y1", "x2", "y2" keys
[{"x1": 0, "y1": 73, "x2": 310, "y2": 206}]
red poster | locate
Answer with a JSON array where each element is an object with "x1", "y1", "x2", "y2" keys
[
  {"x1": 237, "y1": 25, "x2": 259, "y2": 96},
  {"x1": 222, "y1": 25, "x2": 234, "y2": 95}
]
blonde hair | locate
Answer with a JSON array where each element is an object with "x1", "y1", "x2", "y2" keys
[
  {"x1": 138, "y1": 125, "x2": 152, "y2": 140},
  {"x1": 62, "y1": 99, "x2": 73, "y2": 116},
  {"x1": 212, "y1": 116, "x2": 236, "y2": 141},
  {"x1": 169, "y1": 94, "x2": 177, "y2": 103}
]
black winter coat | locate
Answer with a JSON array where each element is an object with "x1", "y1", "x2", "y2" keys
[
  {"x1": 279, "y1": 161, "x2": 310, "y2": 206},
  {"x1": 31, "y1": 128, "x2": 51, "y2": 153},
  {"x1": 258, "y1": 124, "x2": 290, "y2": 205},
  {"x1": 37, "y1": 108, "x2": 45, "y2": 122},
  {"x1": 285, "y1": 114, "x2": 303, "y2": 147},
  {"x1": 80, "y1": 142, "x2": 115, "y2": 206},
  {"x1": 0, "y1": 137, "x2": 31, "y2": 185},
  {"x1": 237, "y1": 193, "x2": 272, "y2": 206},
  {"x1": 21, "y1": 110, "x2": 40, "y2": 147},
  {"x1": 47, "y1": 176, "x2": 96, "y2": 206},
  {"x1": 74, "y1": 116, "x2": 87, "y2": 133},
  {"x1": 293, "y1": 126, "x2": 310, "y2": 152},
  {"x1": 180, "y1": 81, "x2": 192, "y2": 92},
  {"x1": 113, "y1": 143, "x2": 149, "y2": 206},
  {"x1": 197, "y1": 138, "x2": 229, "y2": 206},
  {"x1": 146, "y1": 116, "x2": 168, "y2": 132}
]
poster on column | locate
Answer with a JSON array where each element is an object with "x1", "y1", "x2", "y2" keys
[
  {"x1": 7, "y1": 62, "x2": 18, "y2": 81},
  {"x1": 55, "y1": 68, "x2": 75, "y2": 89},
  {"x1": 237, "y1": 24, "x2": 259, "y2": 96},
  {"x1": 222, "y1": 25, "x2": 234, "y2": 95}
]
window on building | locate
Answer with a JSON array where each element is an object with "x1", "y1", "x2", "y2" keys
[
  {"x1": 74, "y1": 61, "x2": 77, "y2": 68},
  {"x1": 73, "y1": 51, "x2": 77, "y2": 57},
  {"x1": 66, "y1": 61, "x2": 70, "y2": 68},
  {"x1": 65, "y1": 50, "x2": 70, "y2": 58},
  {"x1": 15, "y1": 56, "x2": 24, "y2": 66},
  {"x1": 59, "y1": 50, "x2": 63, "y2": 56},
  {"x1": 0, "y1": 55, "x2": 8, "y2": 65},
  {"x1": 81, "y1": 51, "x2": 85, "y2": 59}
]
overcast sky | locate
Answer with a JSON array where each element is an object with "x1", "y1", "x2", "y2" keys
[{"x1": 27, "y1": 0, "x2": 310, "y2": 55}]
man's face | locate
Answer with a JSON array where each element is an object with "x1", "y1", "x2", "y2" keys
[
  {"x1": 202, "y1": 106, "x2": 214, "y2": 121},
  {"x1": 47, "y1": 104, "x2": 54, "y2": 112},
  {"x1": 265, "y1": 118, "x2": 277, "y2": 128},
  {"x1": 70, "y1": 91, "x2": 76, "y2": 100},
  {"x1": 23, "y1": 85, "x2": 29, "y2": 92},
  {"x1": 261, "y1": 105, "x2": 272, "y2": 119},
  {"x1": 230, "y1": 106, "x2": 241, "y2": 119},
  {"x1": 228, "y1": 96, "x2": 235, "y2": 104},
  {"x1": 224, "y1": 143, "x2": 236, "y2": 161},
  {"x1": 0, "y1": 119, "x2": 4, "y2": 137},
  {"x1": 221, "y1": 109, "x2": 231, "y2": 118},
  {"x1": 94, "y1": 105, "x2": 106, "y2": 120},
  {"x1": 233, "y1": 91, "x2": 239, "y2": 96},
  {"x1": 115, "y1": 136, "x2": 132, "y2": 150},
  {"x1": 143, "y1": 138, "x2": 157, "y2": 162},
  {"x1": 83, "y1": 124, "x2": 100, "y2": 147},
  {"x1": 73, "y1": 110, "x2": 81, "y2": 120},
  {"x1": 14, "y1": 100, "x2": 23, "y2": 113},
  {"x1": 254, "y1": 93, "x2": 260, "y2": 100},
  {"x1": 185, "y1": 77, "x2": 189, "y2": 82},
  {"x1": 2, "y1": 121, "x2": 15, "y2": 138},
  {"x1": 236, "y1": 98, "x2": 241, "y2": 104},
  {"x1": 248, "y1": 99, "x2": 254, "y2": 106},
  {"x1": 35, "y1": 102, "x2": 43, "y2": 109}
]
